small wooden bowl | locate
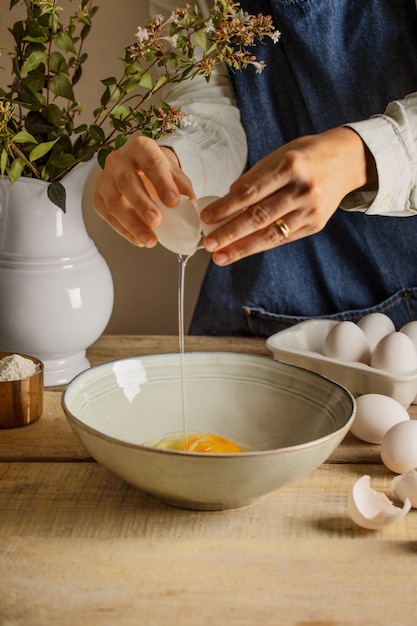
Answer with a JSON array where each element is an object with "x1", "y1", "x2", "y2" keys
[{"x1": 0, "y1": 352, "x2": 44, "y2": 429}]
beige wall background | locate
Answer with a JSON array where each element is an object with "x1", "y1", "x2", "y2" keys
[{"x1": 1, "y1": 1, "x2": 210, "y2": 334}]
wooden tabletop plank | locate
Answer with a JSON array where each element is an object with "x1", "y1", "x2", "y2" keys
[
  {"x1": 0, "y1": 392, "x2": 91, "y2": 461},
  {"x1": 0, "y1": 462, "x2": 415, "y2": 626},
  {"x1": 0, "y1": 461, "x2": 409, "y2": 538},
  {"x1": 86, "y1": 334, "x2": 270, "y2": 368}
]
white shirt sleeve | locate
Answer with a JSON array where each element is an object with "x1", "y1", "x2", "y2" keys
[
  {"x1": 148, "y1": 0, "x2": 247, "y2": 198},
  {"x1": 342, "y1": 92, "x2": 417, "y2": 216},
  {"x1": 149, "y1": 2, "x2": 417, "y2": 214}
]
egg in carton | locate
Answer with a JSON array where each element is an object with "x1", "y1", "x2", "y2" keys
[{"x1": 266, "y1": 315, "x2": 417, "y2": 408}]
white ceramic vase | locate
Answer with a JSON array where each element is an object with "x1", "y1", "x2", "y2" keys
[{"x1": 0, "y1": 160, "x2": 114, "y2": 386}]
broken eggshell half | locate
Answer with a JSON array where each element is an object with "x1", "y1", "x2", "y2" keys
[
  {"x1": 392, "y1": 469, "x2": 417, "y2": 508},
  {"x1": 348, "y1": 475, "x2": 411, "y2": 530},
  {"x1": 152, "y1": 195, "x2": 220, "y2": 256}
]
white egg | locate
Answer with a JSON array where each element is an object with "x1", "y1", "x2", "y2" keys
[
  {"x1": 350, "y1": 394, "x2": 410, "y2": 444},
  {"x1": 348, "y1": 475, "x2": 411, "y2": 530},
  {"x1": 322, "y1": 321, "x2": 371, "y2": 363},
  {"x1": 380, "y1": 420, "x2": 417, "y2": 474},
  {"x1": 195, "y1": 196, "x2": 227, "y2": 236},
  {"x1": 400, "y1": 321, "x2": 417, "y2": 351},
  {"x1": 152, "y1": 195, "x2": 201, "y2": 256},
  {"x1": 392, "y1": 469, "x2": 417, "y2": 508},
  {"x1": 370, "y1": 331, "x2": 417, "y2": 373},
  {"x1": 357, "y1": 313, "x2": 395, "y2": 351}
]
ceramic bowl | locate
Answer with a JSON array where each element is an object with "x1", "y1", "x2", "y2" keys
[
  {"x1": 0, "y1": 352, "x2": 44, "y2": 428},
  {"x1": 62, "y1": 352, "x2": 355, "y2": 510},
  {"x1": 266, "y1": 319, "x2": 417, "y2": 407}
]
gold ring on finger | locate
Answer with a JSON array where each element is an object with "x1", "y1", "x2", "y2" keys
[{"x1": 275, "y1": 218, "x2": 291, "y2": 239}]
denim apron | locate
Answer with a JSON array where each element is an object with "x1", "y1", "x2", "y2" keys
[{"x1": 190, "y1": 0, "x2": 417, "y2": 336}]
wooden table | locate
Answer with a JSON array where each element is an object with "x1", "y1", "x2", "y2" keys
[{"x1": 1, "y1": 335, "x2": 416, "y2": 626}]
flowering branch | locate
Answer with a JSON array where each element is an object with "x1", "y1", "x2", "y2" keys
[{"x1": 0, "y1": 0, "x2": 280, "y2": 210}]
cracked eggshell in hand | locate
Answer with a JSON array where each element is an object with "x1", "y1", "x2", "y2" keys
[
  {"x1": 350, "y1": 394, "x2": 410, "y2": 444},
  {"x1": 152, "y1": 195, "x2": 202, "y2": 256},
  {"x1": 152, "y1": 195, "x2": 224, "y2": 255},
  {"x1": 348, "y1": 475, "x2": 411, "y2": 529},
  {"x1": 392, "y1": 469, "x2": 417, "y2": 508},
  {"x1": 195, "y1": 196, "x2": 228, "y2": 236}
]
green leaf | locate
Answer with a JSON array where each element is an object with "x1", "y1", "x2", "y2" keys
[
  {"x1": 21, "y1": 72, "x2": 46, "y2": 95},
  {"x1": 102, "y1": 77, "x2": 117, "y2": 86},
  {"x1": 120, "y1": 76, "x2": 141, "y2": 94},
  {"x1": 88, "y1": 125, "x2": 105, "y2": 143},
  {"x1": 72, "y1": 65, "x2": 82, "y2": 85},
  {"x1": 80, "y1": 22, "x2": 92, "y2": 41},
  {"x1": 77, "y1": 146, "x2": 97, "y2": 162},
  {"x1": 115, "y1": 134, "x2": 127, "y2": 150},
  {"x1": 49, "y1": 51, "x2": 69, "y2": 74},
  {"x1": 13, "y1": 131, "x2": 38, "y2": 144},
  {"x1": 111, "y1": 118, "x2": 127, "y2": 133},
  {"x1": 25, "y1": 110, "x2": 56, "y2": 136},
  {"x1": 194, "y1": 29, "x2": 207, "y2": 50},
  {"x1": 0, "y1": 149, "x2": 8, "y2": 176},
  {"x1": 18, "y1": 81, "x2": 45, "y2": 109},
  {"x1": 109, "y1": 85, "x2": 122, "y2": 102},
  {"x1": 205, "y1": 43, "x2": 218, "y2": 56},
  {"x1": 47, "y1": 181, "x2": 66, "y2": 212},
  {"x1": 45, "y1": 103, "x2": 63, "y2": 127},
  {"x1": 11, "y1": 20, "x2": 25, "y2": 46},
  {"x1": 53, "y1": 32, "x2": 77, "y2": 54},
  {"x1": 50, "y1": 153, "x2": 76, "y2": 169},
  {"x1": 24, "y1": 19, "x2": 49, "y2": 43},
  {"x1": 29, "y1": 139, "x2": 59, "y2": 162},
  {"x1": 9, "y1": 158, "x2": 25, "y2": 183},
  {"x1": 49, "y1": 74, "x2": 75, "y2": 100},
  {"x1": 20, "y1": 50, "x2": 47, "y2": 74},
  {"x1": 110, "y1": 105, "x2": 129, "y2": 120},
  {"x1": 100, "y1": 87, "x2": 110, "y2": 107},
  {"x1": 73, "y1": 124, "x2": 88, "y2": 134},
  {"x1": 97, "y1": 146, "x2": 112, "y2": 169},
  {"x1": 151, "y1": 75, "x2": 168, "y2": 92},
  {"x1": 138, "y1": 71, "x2": 153, "y2": 90}
]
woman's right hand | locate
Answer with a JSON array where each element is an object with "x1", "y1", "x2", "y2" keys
[{"x1": 93, "y1": 136, "x2": 195, "y2": 247}]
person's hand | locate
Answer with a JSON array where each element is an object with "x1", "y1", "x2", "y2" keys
[
  {"x1": 93, "y1": 136, "x2": 195, "y2": 247},
  {"x1": 200, "y1": 127, "x2": 378, "y2": 265}
]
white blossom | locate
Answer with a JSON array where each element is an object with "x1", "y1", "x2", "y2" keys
[
  {"x1": 203, "y1": 17, "x2": 215, "y2": 34},
  {"x1": 238, "y1": 9, "x2": 251, "y2": 21},
  {"x1": 134, "y1": 27, "x2": 149, "y2": 43},
  {"x1": 268, "y1": 30, "x2": 281, "y2": 44},
  {"x1": 253, "y1": 60, "x2": 266, "y2": 74},
  {"x1": 163, "y1": 34, "x2": 179, "y2": 48},
  {"x1": 181, "y1": 114, "x2": 198, "y2": 128},
  {"x1": 169, "y1": 10, "x2": 180, "y2": 24}
]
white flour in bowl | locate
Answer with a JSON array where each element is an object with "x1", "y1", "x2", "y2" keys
[{"x1": 0, "y1": 354, "x2": 40, "y2": 381}]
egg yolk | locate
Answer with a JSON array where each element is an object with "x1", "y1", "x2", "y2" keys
[{"x1": 180, "y1": 433, "x2": 242, "y2": 453}]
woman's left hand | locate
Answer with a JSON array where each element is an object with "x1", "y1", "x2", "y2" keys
[{"x1": 200, "y1": 127, "x2": 377, "y2": 265}]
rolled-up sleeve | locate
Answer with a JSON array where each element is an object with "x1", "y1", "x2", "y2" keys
[
  {"x1": 148, "y1": 0, "x2": 247, "y2": 198},
  {"x1": 342, "y1": 92, "x2": 417, "y2": 216}
]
